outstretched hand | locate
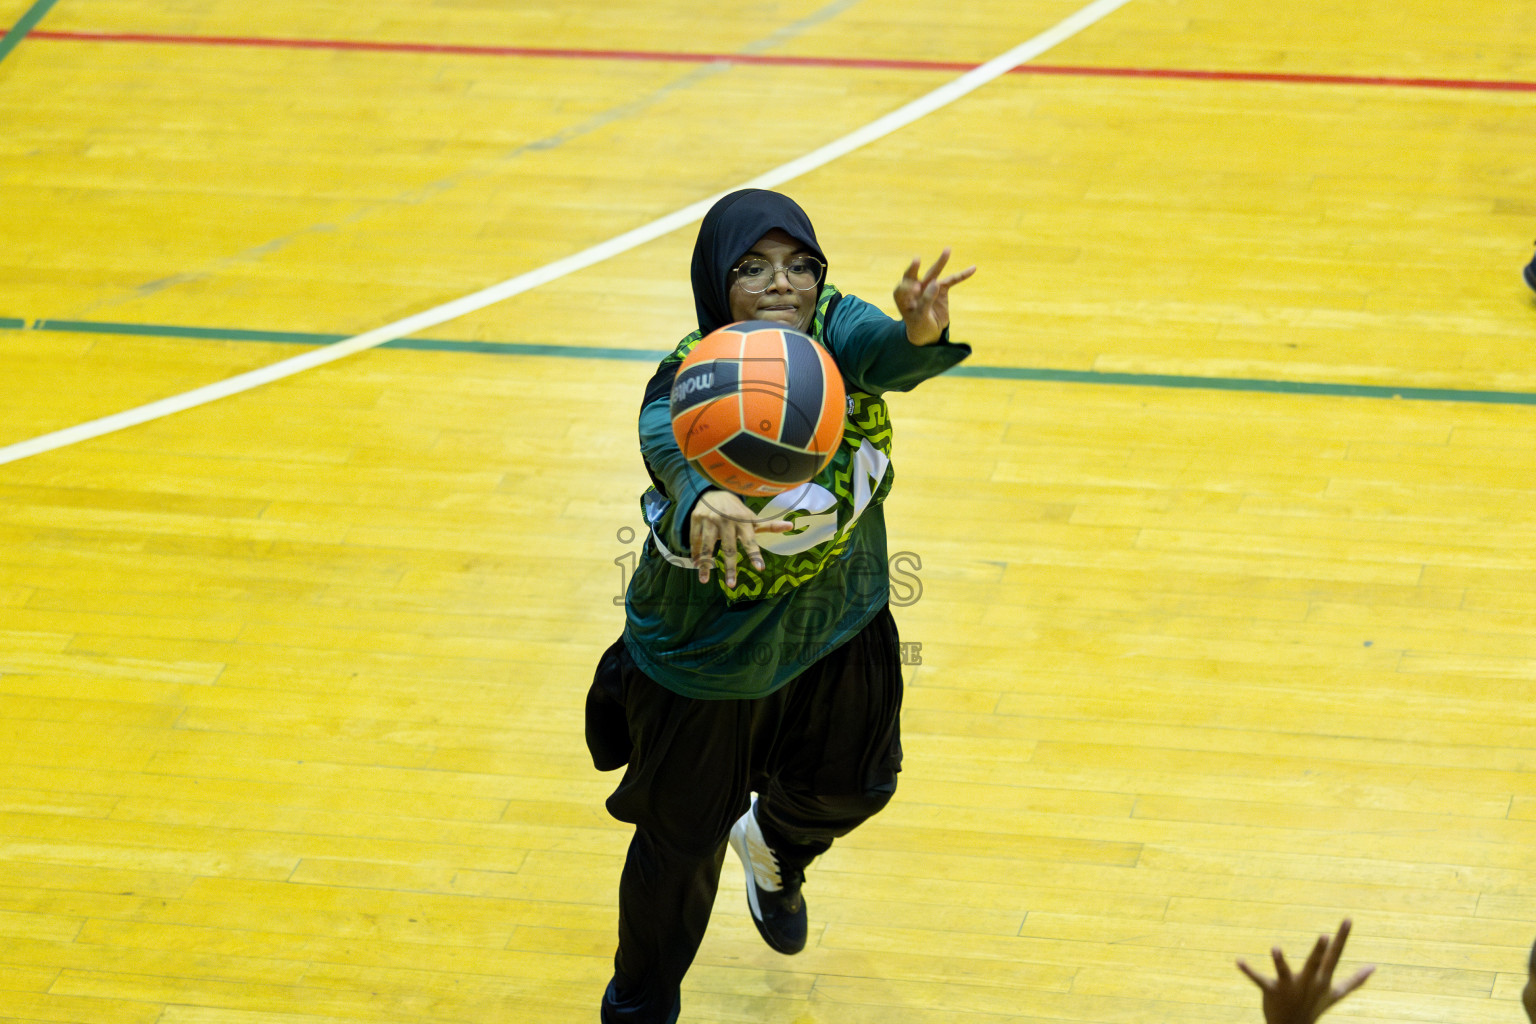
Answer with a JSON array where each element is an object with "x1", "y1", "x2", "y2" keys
[
  {"x1": 894, "y1": 248, "x2": 977, "y2": 346},
  {"x1": 1238, "y1": 919, "x2": 1375, "y2": 1024},
  {"x1": 689, "y1": 489, "x2": 792, "y2": 588}
]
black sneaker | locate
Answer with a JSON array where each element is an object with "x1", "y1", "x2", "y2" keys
[
  {"x1": 728, "y1": 798, "x2": 808, "y2": 954},
  {"x1": 1525, "y1": 244, "x2": 1536, "y2": 294}
]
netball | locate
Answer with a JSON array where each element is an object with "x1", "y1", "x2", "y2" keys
[{"x1": 668, "y1": 320, "x2": 846, "y2": 496}]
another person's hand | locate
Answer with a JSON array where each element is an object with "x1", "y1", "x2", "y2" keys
[
  {"x1": 894, "y1": 248, "x2": 977, "y2": 346},
  {"x1": 1522, "y1": 936, "x2": 1536, "y2": 1024},
  {"x1": 689, "y1": 489, "x2": 792, "y2": 586},
  {"x1": 1238, "y1": 919, "x2": 1375, "y2": 1024}
]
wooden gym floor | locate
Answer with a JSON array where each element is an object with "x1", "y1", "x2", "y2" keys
[{"x1": 2, "y1": 1, "x2": 1535, "y2": 1021}]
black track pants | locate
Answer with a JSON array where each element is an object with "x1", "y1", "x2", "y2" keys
[{"x1": 586, "y1": 604, "x2": 904, "y2": 1024}]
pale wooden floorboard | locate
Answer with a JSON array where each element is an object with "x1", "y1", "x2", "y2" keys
[{"x1": 2, "y1": 0, "x2": 1535, "y2": 1022}]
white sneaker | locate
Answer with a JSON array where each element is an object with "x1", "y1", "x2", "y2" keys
[{"x1": 728, "y1": 797, "x2": 807, "y2": 954}]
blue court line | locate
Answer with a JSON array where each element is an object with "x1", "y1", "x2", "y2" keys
[
  {"x1": 9, "y1": 315, "x2": 1536, "y2": 406},
  {"x1": 0, "y1": 0, "x2": 59, "y2": 64}
]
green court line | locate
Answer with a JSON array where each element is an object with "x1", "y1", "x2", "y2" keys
[
  {"x1": 33, "y1": 318, "x2": 349, "y2": 345},
  {"x1": 946, "y1": 364, "x2": 1536, "y2": 406},
  {"x1": 10, "y1": 315, "x2": 1536, "y2": 406},
  {"x1": 27, "y1": 317, "x2": 662, "y2": 361},
  {"x1": 0, "y1": 0, "x2": 60, "y2": 64}
]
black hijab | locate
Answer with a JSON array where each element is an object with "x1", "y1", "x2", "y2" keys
[{"x1": 690, "y1": 189, "x2": 828, "y2": 335}]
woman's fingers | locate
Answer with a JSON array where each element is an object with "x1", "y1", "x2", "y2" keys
[
  {"x1": 899, "y1": 251, "x2": 975, "y2": 318},
  {"x1": 693, "y1": 517, "x2": 717, "y2": 582},
  {"x1": 942, "y1": 265, "x2": 978, "y2": 289},
  {"x1": 717, "y1": 521, "x2": 741, "y2": 586},
  {"x1": 923, "y1": 247, "x2": 952, "y2": 286},
  {"x1": 691, "y1": 492, "x2": 796, "y2": 585},
  {"x1": 742, "y1": 536, "x2": 763, "y2": 573}
]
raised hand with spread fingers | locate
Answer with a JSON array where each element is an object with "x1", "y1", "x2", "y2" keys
[
  {"x1": 1238, "y1": 919, "x2": 1375, "y2": 1024},
  {"x1": 894, "y1": 248, "x2": 977, "y2": 346}
]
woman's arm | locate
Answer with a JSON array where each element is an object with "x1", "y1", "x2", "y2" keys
[{"x1": 639, "y1": 387, "x2": 790, "y2": 587}]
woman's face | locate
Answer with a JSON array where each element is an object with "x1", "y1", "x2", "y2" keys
[{"x1": 727, "y1": 229, "x2": 818, "y2": 333}]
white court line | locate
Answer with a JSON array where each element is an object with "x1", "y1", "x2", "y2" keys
[{"x1": 0, "y1": 0, "x2": 1134, "y2": 467}]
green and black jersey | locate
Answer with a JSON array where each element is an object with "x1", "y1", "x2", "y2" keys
[{"x1": 623, "y1": 285, "x2": 969, "y2": 699}]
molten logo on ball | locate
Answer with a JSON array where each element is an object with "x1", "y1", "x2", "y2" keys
[{"x1": 669, "y1": 321, "x2": 846, "y2": 497}]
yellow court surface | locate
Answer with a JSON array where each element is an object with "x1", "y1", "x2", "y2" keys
[{"x1": 2, "y1": 0, "x2": 1535, "y2": 1022}]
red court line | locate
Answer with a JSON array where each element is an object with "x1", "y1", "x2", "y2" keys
[{"x1": 24, "y1": 28, "x2": 1536, "y2": 93}]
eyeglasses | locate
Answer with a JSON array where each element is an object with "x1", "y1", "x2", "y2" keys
[{"x1": 730, "y1": 255, "x2": 824, "y2": 294}]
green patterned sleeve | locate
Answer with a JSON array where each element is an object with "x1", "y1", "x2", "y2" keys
[
  {"x1": 637, "y1": 331, "x2": 713, "y2": 555},
  {"x1": 639, "y1": 393, "x2": 714, "y2": 554}
]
